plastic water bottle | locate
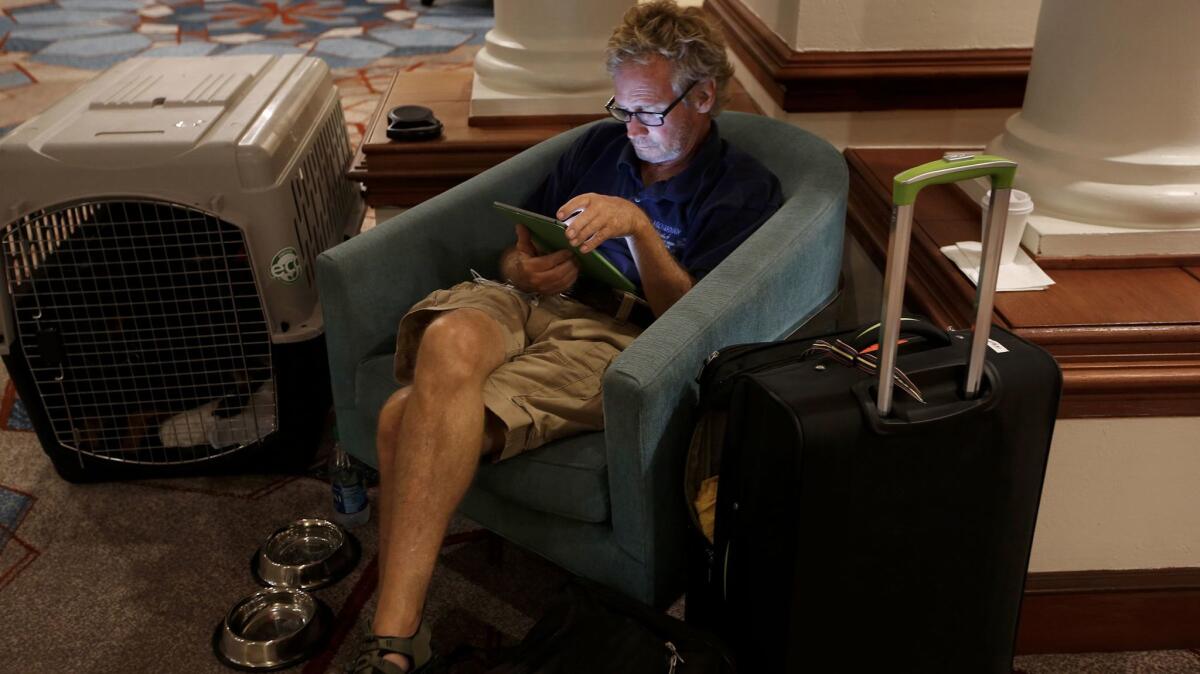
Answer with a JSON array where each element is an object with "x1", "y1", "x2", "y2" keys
[{"x1": 330, "y1": 445, "x2": 370, "y2": 529}]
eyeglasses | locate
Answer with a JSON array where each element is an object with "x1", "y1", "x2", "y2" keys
[{"x1": 605, "y1": 80, "x2": 698, "y2": 127}]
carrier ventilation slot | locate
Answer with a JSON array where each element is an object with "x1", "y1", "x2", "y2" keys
[{"x1": 290, "y1": 104, "x2": 357, "y2": 288}]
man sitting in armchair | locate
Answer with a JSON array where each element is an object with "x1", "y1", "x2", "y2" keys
[{"x1": 352, "y1": 2, "x2": 782, "y2": 671}]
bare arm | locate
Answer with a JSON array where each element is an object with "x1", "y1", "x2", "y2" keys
[
  {"x1": 624, "y1": 221, "x2": 693, "y2": 317},
  {"x1": 558, "y1": 193, "x2": 692, "y2": 317}
]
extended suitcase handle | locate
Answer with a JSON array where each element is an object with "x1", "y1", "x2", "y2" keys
[
  {"x1": 877, "y1": 152, "x2": 1018, "y2": 416},
  {"x1": 892, "y1": 152, "x2": 1016, "y2": 205}
]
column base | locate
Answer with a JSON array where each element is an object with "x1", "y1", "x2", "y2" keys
[
  {"x1": 468, "y1": 73, "x2": 608, "y2": 126},
  {"x1": 958, "y1": 179, "x2": 1200, "y2": 259},
  {"x1": 1023, "y1": 214, "x2": 1200, "y2": 258}
]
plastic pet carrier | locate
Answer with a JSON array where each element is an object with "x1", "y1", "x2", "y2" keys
[{"x1": 0, "y1": 55, "x2": 363, "y2": 481}]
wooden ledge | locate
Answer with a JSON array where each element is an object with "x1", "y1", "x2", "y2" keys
[
  {"x1": 845, "y1": 147, "x2": 1200, "y2": 418},
  {"x1": 704, "y1": 0, "x2": 1030, "y2": 112},
  {"x1": 1018, "y1": 567, "x2": 1200, "y2": 654},
  {"x1": 348, "y1": 70, "x2": 579, "y2": 208},
  {"x1": 350, "y1": 68, "x2": 762, "y2": 209}
]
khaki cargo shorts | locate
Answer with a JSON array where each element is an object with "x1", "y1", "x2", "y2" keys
[{"x1": 394, "y1": 280, "x2": 643, "y2": 460}]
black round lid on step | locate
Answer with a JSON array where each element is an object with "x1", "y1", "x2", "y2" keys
[{"x1": 386, "y1": 105, "x2": 443, "y2": 141}]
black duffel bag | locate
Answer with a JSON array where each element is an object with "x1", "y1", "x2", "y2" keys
[{"x1": 472, "y1": 579, "x2": 735, "y2": 674}]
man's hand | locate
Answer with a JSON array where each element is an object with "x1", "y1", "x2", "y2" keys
[
  {"x1": 558, "y1": 193, "x2": 652, "y2": 254},
  {"x1": 502, "y1": 224, "x2": 580, "y2": 295},
  {"x1": 558, "y1": 193, "x2": 695, "y2": 317}
]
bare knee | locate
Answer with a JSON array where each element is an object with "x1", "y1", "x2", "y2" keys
[
  {"x1": 414, "y1": 310, "x2": 506, "y2": 386},
  {"x1": 376, "y1": 386, "x2": 412, "y2": 467}
]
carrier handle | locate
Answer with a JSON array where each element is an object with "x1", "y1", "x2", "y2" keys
[{"x1": 876, "y1": 152, "x2": 1017, "y2": 416}]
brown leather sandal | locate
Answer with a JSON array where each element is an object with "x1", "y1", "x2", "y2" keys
[{"x1": 348, "y1": 623, "x2": 433, "y2": 673}]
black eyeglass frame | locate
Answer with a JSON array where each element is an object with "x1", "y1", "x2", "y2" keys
[{"x1": 604, "y1": 80, "x2": 699, "y2": 127}]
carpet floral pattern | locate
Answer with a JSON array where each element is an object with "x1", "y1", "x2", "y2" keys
[
  {"x1": 0, "y1": 0, "x2": 490, "y2": 144},
  {"x1": 0, "y1": 483, "x2": 37, "y2": 591},
  {"x1": 0, "y1": 379, "x2": 32, "y2": 431},
  {"x1": 0, "y1": 0, "x2": 490, "y2": 70}
]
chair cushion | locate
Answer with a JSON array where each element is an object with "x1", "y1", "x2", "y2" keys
[{"x1": 355, "y1": 354, "x2": 612, "y2": 524}]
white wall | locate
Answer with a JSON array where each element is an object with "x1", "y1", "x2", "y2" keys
[
  {"x1": 729, "y1": 0, "x2": 1041, "y2": 148},
  {"x1": 728, "y1": 49, "x2": 1019, "y2": 149},
  {"x1": 1030, "y1": 417, "x2": 1200, "y2": 572},
  {"x1": 696, "y1": 0, "x2": 1040, "y2": 51},
  {"x1": 736, "y1": 0, "x2": 800, "y2": 45},
  {"x1": 737, "y1": 0, "x2": 1039, "y2": 50},
  {"x1": 794, "y1": 0, "x2": 1040, "y2": 51}
]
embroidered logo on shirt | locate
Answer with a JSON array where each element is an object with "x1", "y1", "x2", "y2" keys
[{"x1": 654, "y1": 220, "x2": 684, "y2": 254}]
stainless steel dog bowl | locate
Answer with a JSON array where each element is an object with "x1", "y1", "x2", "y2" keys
[
  {"x1": 213, "y1": 587, "x2": 331, "y2": 671},
  {"x1": 251, "y1": 518, "x2": 360, "y2": 590}
]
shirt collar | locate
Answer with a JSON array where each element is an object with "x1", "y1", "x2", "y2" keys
[{"x1": 616, "y1": 120, "x2": 722, "y2": 203}]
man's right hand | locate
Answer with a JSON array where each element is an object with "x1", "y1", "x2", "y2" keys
[{"x1": 504, "y1": 224, "x2": 581, "y2": 295}]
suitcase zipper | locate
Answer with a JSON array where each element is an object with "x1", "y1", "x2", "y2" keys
[{"x1": 696, "y1": 341, "x2": 814, "y2": 389}]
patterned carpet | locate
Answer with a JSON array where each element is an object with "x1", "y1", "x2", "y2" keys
[
  {"x1": 0, "y1": 481, "x2": 36, "y2": 592},
  {"x1": 0, "y1": 0, "x2": 489, "y2": 152},
  {"x1": 0, "y1": 369, "x2": 567, "y2": 672},
  {"x1": 3, "y1": 390, "x2": 1200, "y2": 674}
]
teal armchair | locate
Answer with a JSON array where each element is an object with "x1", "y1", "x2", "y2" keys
[{"x1": 316, "y1": 112, "x2": 847, "y2": 607}]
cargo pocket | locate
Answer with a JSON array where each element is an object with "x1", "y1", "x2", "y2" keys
[{"x1": 510, "y1": 343, "x2": 612, "y2": 451}]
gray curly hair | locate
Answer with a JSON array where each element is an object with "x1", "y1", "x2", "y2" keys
[{"x1": 606, "y1": 0, "x2": 735, "y2": 115}]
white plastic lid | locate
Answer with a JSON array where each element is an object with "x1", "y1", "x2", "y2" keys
[{"x1": 981, "y1": 188, "x2": 1034, "y2": 214}]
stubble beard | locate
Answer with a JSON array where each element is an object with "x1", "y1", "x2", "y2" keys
[
  {"x1": 631, "y1": 116, "x2": 690, "y2": 165},
  {"x1": 632, "y1": 134, "x2": 684, "y2": 165}
]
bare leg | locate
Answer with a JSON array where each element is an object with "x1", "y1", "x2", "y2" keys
[
  {"x1": 374, "y1": 386, "x2": 410, "y2": 583},
  {"x1": 371, "y1": 309, "x2": 509, "y2": 669},
  {"x1": 375, "y1": 389, "x2": 505, "y2": 592}
]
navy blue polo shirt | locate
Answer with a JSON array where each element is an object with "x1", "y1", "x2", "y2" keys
[{"x1": 522, "y1": 120, "x2": 782, "y2": 289}]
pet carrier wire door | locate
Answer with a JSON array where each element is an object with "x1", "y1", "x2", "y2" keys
[{"x1": 0, "y1": 55, "x2": 364, "y2": 481}]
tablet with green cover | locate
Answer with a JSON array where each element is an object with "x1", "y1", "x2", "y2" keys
[{"x1": 492, "y1": 201, "x2": 638, "y2": 294}]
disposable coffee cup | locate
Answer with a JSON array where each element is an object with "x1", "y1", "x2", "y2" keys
[{"x1": 980, "y1": 189, "x2": 1034, "y2": 265}]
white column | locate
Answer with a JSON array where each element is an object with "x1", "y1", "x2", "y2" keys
[
  {"x1": 986, "y1": 0, "x2": 1200, "y2": 257},
  {"x1": 470, "y1": 0, "x2": 636, "y2": 120}
]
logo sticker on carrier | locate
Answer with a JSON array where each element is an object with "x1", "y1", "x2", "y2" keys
[
  {"x1": 987, "y1": 338, "x2": 1009, "y2": 354},
  {"x1": 270, "y1": 247, "x2": 300, "y2": 284}
]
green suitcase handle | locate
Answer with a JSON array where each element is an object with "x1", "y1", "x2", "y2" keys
[
  {"x1": 892, "y1": 152, "x2": 1016, "y2": 206},
  {"x1": 877, "y1": 152, "x2": 1018, "y2": 415}
]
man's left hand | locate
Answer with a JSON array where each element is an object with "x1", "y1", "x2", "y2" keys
[{"x1": 558, "y1": 193, "x2": 652, "y2": 254}]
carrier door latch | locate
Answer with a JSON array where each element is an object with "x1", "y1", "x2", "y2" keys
[{"x1": 37, "y1": 326, "x2": 65, "y2": 368}]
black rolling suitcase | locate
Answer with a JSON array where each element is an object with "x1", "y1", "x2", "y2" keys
[{"x1": 686, "y1": 154, "x2": 1062, "y2": 673}]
